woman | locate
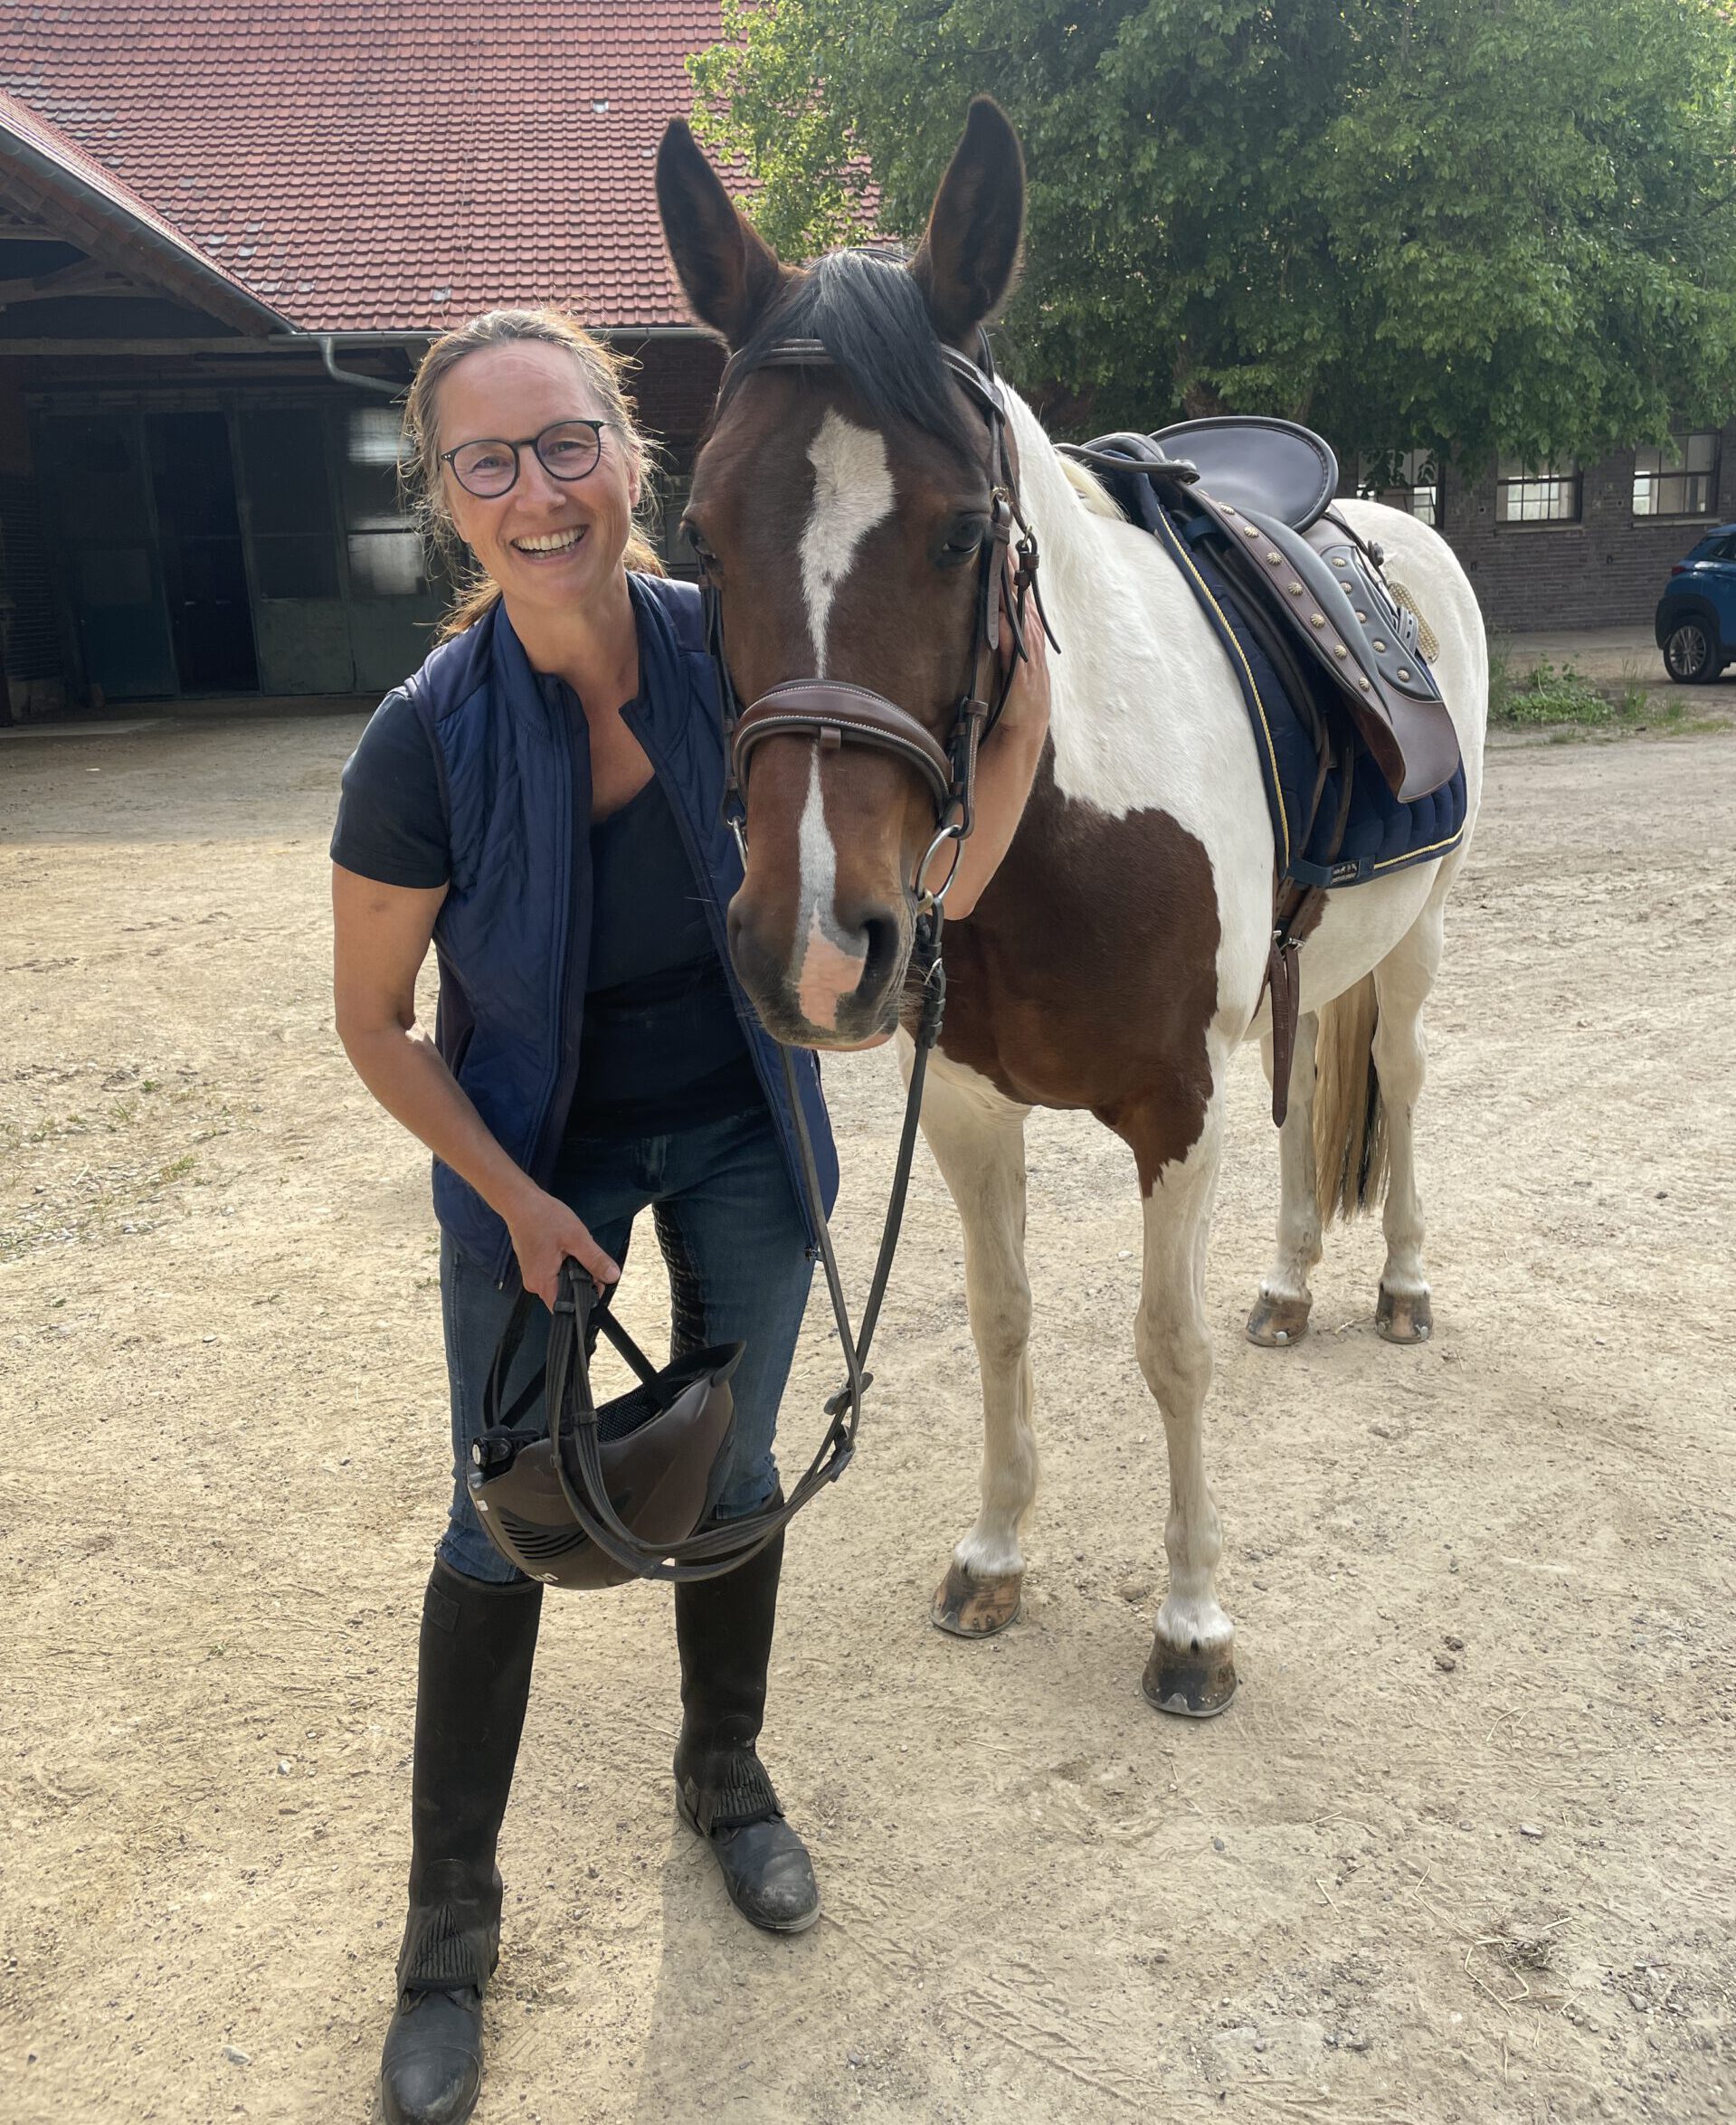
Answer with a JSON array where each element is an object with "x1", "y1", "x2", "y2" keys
[{"x1": 330, "y1": 306, "x2": 1047, "y2": 2125}]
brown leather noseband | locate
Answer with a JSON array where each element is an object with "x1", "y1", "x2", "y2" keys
[{"x1": 698, "y1": 330, "x2": 1050, "y2": 899}]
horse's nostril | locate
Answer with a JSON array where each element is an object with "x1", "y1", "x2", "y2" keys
[{"x1": 858, "y1": 913, "x2": 903, "y2": 994}]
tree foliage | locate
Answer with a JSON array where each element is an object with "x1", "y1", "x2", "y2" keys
[{"x1": 689, "y1": 0, "x2": 1736, "y2": 467}]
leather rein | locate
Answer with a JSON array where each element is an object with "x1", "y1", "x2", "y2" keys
[{"x1": 666, "y1": 328, "x2": 1052, "y2": 1567}]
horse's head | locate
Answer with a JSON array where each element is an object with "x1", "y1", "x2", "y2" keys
[{"x1": 657, "y1": 100, "x2": 1026, "y2": 1048}]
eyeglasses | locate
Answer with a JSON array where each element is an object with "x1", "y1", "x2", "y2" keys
[{"x1": 440, "y1": 418, "x2": 611, "y2": 498}]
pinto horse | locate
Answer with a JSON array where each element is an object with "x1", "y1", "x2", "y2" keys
[{"x1": 656, "y1": 100, "x2": 1486, "y2": 1714}]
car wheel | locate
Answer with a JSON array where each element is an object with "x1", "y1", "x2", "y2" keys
[{"x1": 1663, "y1": 618, "x2": 1720, "y2": 683}]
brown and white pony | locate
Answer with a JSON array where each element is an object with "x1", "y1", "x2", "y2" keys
[{"x1": 656, "y1": 101, "x2": 1486, "y2": 1714}]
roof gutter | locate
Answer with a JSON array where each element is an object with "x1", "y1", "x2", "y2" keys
[{"x1": 298, "y1": 323, "x2": 713, "y2": 394}]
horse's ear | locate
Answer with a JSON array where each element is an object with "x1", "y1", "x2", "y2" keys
[
  {"x1": 657, "y1": 120, "x2": 789, "y2": 347},
  {"x1": 909, "y1": 98, "x2": 1025, "y2": 346}
]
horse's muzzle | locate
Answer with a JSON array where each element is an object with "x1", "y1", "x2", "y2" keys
[{"x1": 728, "y1": 889, "x2": 911, "y2": 1050}]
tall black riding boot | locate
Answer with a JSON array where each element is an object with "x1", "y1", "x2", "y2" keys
[
  {"x1": 672, "y1": 1523, "x2": 820, "y2": 1933},
  {"x1": 380, "y1": 1560, "x2": 542, "y2": 2125}
]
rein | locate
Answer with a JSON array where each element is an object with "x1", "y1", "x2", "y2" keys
[{"x1": 651, "y1": 327, "x2": 1050, "y2": 1570}]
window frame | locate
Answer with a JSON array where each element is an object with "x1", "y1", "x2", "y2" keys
[
  {"x1": 1356, "y1": 448, "x2": 1441, "y2": 530},
  {"x1": 340, "y1": 403, "x2": 430, "y2": 601},
  {"x1": 1494, "y1": 457, "x2": 1582, "y2": 527},
  {"x1": 1632, "y1": 432, "x2": 1720, "y2": 522}
]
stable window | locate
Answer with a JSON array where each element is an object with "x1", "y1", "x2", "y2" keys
[
  {"x1": 1495, "y1": 458, "x2": 1580, "y2": 525},
  {"x1": 1357, "y1": 449, "x2": 1440, "y2": 528},
  {"x1": 342, "y1": 406, "x2": 427, "y2": 597},
  {"x1": 1632, "y1": 432, "x2": 1719, "y2": 518}
]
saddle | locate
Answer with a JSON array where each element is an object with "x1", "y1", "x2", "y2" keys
[
  {"x1": 1071, "y1": 419, "x2": 1459, "y2": 803},
  {"x1": 1063, "y1": 417, "x2": 1466, "y2": 1125}
]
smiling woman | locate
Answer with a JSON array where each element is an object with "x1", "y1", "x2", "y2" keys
[
  {"x1": 398, "y1": 308, "x2": 666, "y2": 645},
  {"x1": 326, "y1": 307, "x2": 847, "y2": 2125}
]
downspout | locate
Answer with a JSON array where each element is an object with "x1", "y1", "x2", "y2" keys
[{"x1": 318, "y1": 333, "x2": 404, "y2": 397}]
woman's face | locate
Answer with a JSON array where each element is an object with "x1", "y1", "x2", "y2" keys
[{"x1": 435, "y1": 340, "x2": 640, "y2": 618}]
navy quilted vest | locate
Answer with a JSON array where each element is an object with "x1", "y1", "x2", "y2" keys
[{"x1": 403, "y1": 573, "x2": 838, "y2": 1286}]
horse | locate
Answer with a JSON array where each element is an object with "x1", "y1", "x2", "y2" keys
[{"x1": 654, "y1": 98, "x2": 1487, "y2": 1715}]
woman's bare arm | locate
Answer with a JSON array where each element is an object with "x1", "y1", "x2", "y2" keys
[
  {"x1": 922, "y1": 602, "x2": 1051, "y2": 921},
  {"x1": 331, "y1": 864, "x2": 619, "y2": 1304}
]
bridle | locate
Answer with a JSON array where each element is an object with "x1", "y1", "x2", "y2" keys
[
  {"x1": 599, "y1": 325, "x2": 1056, "y2": 1572},
  {"x1": 697, "y1": 327, "x2": 1052, "y2": 907}
]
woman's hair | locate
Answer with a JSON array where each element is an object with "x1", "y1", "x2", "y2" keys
[{"x1": 402, "y1": 307, "x2": 666, "y2": 640}]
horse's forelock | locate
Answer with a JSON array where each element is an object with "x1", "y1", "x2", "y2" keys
[{"x1": 714, "y1": 251, "x2": 985, "y2": 469}]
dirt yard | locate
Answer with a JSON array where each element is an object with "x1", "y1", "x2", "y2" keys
[{"x1": 3, "y1": 709, "x2": 1732, "y2": 2125}]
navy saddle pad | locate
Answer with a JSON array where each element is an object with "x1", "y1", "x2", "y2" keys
[
  {"x1": 1069, "y1": 424, "x2": 1467, "y2": 891},
  {"x1": 1165, "y1": 507, "x2": 1467, "y2": 889}
]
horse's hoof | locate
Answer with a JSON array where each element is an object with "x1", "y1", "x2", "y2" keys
[
  {"x1": 1141, "y1": 1636, "x2": 1238, "y2": 1719},
  {"x1": 1246, "y1": 1290, "x2": 1312, "y2": 1347},
  {"x1": 1376, "y1": 1286, "x2": 1432, "y2": 1344},
  {"x1": 931, "y1": 1561, "x2": 1023, "y2": 1637}
]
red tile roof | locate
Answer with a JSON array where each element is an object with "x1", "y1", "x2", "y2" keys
[
  {"x1": 0, "y1": 1, "x2": 726, "y2": 332},
  {"x1": 0, "y1": 88, "x2": 289, "y2": 326}
]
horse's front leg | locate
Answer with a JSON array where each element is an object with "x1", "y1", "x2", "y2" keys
[
  {"x1": 910, "y1": 1046, "x2": 1036, "y2": 1637},
  {"x1": 1119, "y1": 1085, "x2": 1238, "y2": 1717}
]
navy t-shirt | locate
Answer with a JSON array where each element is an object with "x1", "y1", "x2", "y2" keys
[{"x1": 330, "y1": 687, "x2": 762, "y2": 1140}]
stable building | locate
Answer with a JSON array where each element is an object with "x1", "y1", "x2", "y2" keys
[
  {"x1": 1355, "y1": 438, "x2": 1736, "y2": 634},
  {"x1": 0, "y1": 4, "x2": 726, "y2": 719}
]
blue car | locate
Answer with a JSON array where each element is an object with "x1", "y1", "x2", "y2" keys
[{"x1": 1655, "y1": 522, "x2": 1736, "y2": 682}]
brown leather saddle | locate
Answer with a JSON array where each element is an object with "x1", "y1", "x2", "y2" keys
[{"x1": 1074, "y1": 418, "x2": 1459, "y2": 804}]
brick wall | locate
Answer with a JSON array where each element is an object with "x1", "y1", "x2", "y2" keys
[
  {"x1": 1386, "y1": 421, "x2": 1736, "y2": 633},
  {"x1": 626, "y1": 334, "x2": 726, "y2": 465}
]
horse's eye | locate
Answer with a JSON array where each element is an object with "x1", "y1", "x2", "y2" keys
[
  {"x1": 683, "y1": 519, "x2": 717, "y2": 572},
  {"x1": 938, "y1": 516, "x2": 986, "y2": 566}
]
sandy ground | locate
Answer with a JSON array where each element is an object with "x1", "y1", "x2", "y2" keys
[{"x1": 2, "y1": 711, "x2": 1733, "y2": 2125}]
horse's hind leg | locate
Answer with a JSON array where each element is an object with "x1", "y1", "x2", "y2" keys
[
  {"x1": 914, "y1": 1051, "x2": 1035, "y2": 1637},
  {"x1": 1120, "y1": 1084, "x2": 1238, "y2": 1717},
  {"x1": 1371, "y1": 885, "x2": 1450, "y2": 1343},
  {"x1": 1247, "y1": 1012, "x2": 1321, "y2": 1346}
]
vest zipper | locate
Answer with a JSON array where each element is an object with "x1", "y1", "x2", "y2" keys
[{"x1": 495, "y1": 680, "x2": 589, "y2": 1287}]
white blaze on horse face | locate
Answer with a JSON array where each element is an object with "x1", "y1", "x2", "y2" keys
[
  {"x1": 793, "y1": 746, "x2": 866, "y2": 1030},
  {"x1": 801, "y1": 409, "x2": 896, "y2": 677}
]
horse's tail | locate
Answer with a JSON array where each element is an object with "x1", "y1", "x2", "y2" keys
[{"x1": 1313, "y1": 973, "x2": 1388, "y2": 1226}]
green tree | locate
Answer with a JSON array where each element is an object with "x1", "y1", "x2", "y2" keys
[{"x1": 689, "y1": 0, "x2": 1736, "y2": 467}]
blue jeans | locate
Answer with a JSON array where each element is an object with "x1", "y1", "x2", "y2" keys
[{"x1": 438, "y1": 1105, "x2": 815, "y2": 1585}]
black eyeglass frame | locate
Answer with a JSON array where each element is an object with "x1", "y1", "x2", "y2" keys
[{"x1": 439, "y1": 418, "x2": 612, "y2": 498}]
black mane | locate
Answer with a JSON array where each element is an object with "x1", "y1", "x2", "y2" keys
[{"x1": 717, "y1": 249, "x2": 984, "y2": 466}]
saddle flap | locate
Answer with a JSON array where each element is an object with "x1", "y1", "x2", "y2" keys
[
  {"x1": 1148, "y1": 416, "x2": 1339, "y2": 532},
  {"x1": 1199, "y1": 493, "x2": 1456, "y2": 802}
]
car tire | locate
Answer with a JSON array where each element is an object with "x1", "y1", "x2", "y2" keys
[{"x1": 1663, "y1": 617, "x2": 1721, "y2": 684}]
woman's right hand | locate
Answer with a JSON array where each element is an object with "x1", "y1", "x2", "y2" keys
[{"x1": 505, "y1": 1185, "x2": 621, "y2": 1310}]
